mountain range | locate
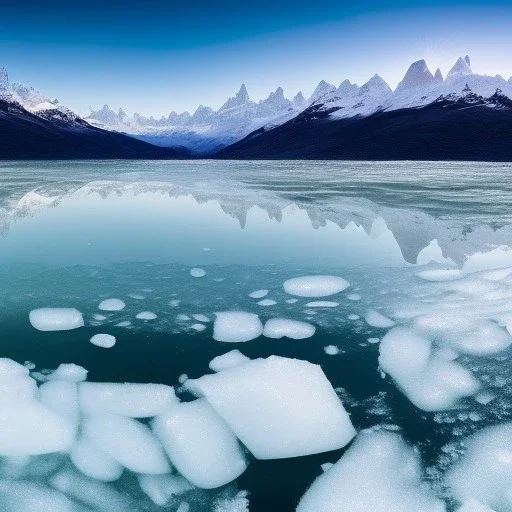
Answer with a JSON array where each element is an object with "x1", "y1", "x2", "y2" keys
[{"x1": 2, "y1": 56, "x2": 512, "y2": 160}]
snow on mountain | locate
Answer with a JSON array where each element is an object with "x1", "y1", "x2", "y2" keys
[
  {"x1": 87, "y1": 83, "x2": 303, "y2": 155},
  {"x1": 87, "y1": 54, "x2": 512, "y2": 155},
  {"x1": 395, "y1": 59, "x2": 436, "y2": 92}
]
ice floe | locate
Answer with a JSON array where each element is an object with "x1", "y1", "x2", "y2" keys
[
  {"x1": 248, "y1": 289, "x2": 268, "y2": 299},
  {"x1": 98, "y1": 299, "x2": 126, "y2": 311},
  {"x1": 82, "y1": 413, "x2": 170, "y2": 474},
  {"x1": 379, "y1": 327, "x2": 480, "y2": 411},
  {"x1": 262, "y1": 318, "x2": 316, "y2": 339},
  {"x1": 365, "y1": 310, "x2": 395, "y2": 328},
  {"x1": 209, "y1": 350, "x2": 250, "y2": 372},
  {"x1": 283, "y1": 275, "x2": 350, "y2": 297},
  {"x1": 136, "y1": 311, "x2": 157, "y2": 320},
  {"x1": 324, "y1": 345, "x2": 340, "y2": 355},
  {"x1": 153, "y1": 398, "x2": 248, "y2": 488},
  {"x1": 416, "y1": 269, "x2": 464, "y2": 282},
  {"x1": 305, "y1": 301, "x2": 339, "y2": 308},
  {"x1": 29, "y1": 308, "x2": 84, "y2": 331},
  {"x1": 297, "y1": 430, "x2": 445, "y2": 512},
  {"x1": 213, "y1": 312, "x2": 263, "y2": 342},
  {"x1": 192, "y1": 356, "x2": 355, "y2": 459},
  {"x1": 90, "y1": 334, "x2": 116, "y2": 348},
  {"x1": 190, "y1": 267, "x2": 206, "y2": 278},
  {"x1": 79, "y1": 382, "x2": 178, "y2": 418},
  {"x1": 257, "y1": 299, "x2": 277, "y2": 306}
]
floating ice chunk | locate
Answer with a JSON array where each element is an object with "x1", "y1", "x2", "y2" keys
[
  {"x1": 153, "y1": 398, "x2": 248, "y2": 488},
  {"x1": 417, "y1": 239, "x2": 453, "y2": 266},
  {"x1": 190, "y1": 268, "x2": 206, "y2": 278},
  {"x1": 71, "y1": 437, "x2": 124, "y2": 482},
  {"x1": 297, "y1": 430, "x2": 445, "y2": 512},
  {"x1": 284, "y1": 275, "x2": 350, "y2": 297},
  {"x1": 138, "y1": 474, "x2": 193, "y2": 506},
  {"x1": 39, "y1": 381, "x2": 79, "y2": 431},
  {"x1": 0, "y1": 359, "x2": 29, "y2": 379},
  {"x1": 0, "y1": 402, "x2": 74, "y2": 456},
  {"x1": 98, "y1": 299, "x2": 125, "y2": 311},
  {"x1": 48, "y1": 364, "x2": 88, "y2": 382},
  {"x1": 365, "y1": 310, "x2": 395, "y2": 328},
  {"x1": 93, "y1": 314, "x2": 107, "y2": 321},
  {"x1": 306, "y1": 301, "x2": 339, "y2": 308},
  {"x1": 379, "y1": 327, "x2": 480, "y2": 411},
  {"x1": 128, "y1": 293, "x2": 145, "y2": 300},
  {"x1": 79, "y1": 382, "x2": 178, "y2": 418},
  {"x1": 177, "y1": 314, "x2": 191, "y2": 321},
  {"x1": 82, "y1": 413, "x2": 170, "y2": 474},
  {"x1": 193, "y1": 356, "x2": 355, "y2": 459},
  {"x1": 213, "y1": 312, "x2": 263, "y2": 343},
  {"x1": 286, "y1": 298, "x2": 298, "y2": 304},
  {"x1": 479, "y1": 267, "x2": 512, "y2": 281},
  {"x1": 50, "y1": 468, "x2": 134, "y2": 512},
  {"x1": 136, "y1": 311, "x2": 157, "y2": 320},
  {"x1": 324, "y1": 345, "x2": 340, "y2": 355},
  {"x1": 177, "y1": 502, "x2": 191, "y2": 512},
  {"x1": 348, "y1": 314, "x2": 360, "y2": 320},
  {"x1": 257, "y1": 299, "x2": 277, "y2": 306},
  {"x1": 446, "y1": 423, "x2": 512, "y2": 511},
  {"x1": 191, "y1": 323, "x2": 206, "y2": 331},
  {"x1": 263, "y1": 318, "x2": 316, "y2": 339},
  {"x1": 209, "y1": 350, "x2": 250, "y2": 372},
  {"x1": 455, "y1": 500, "x2": 496, "y2": 512},
  {"x1": 192, "y1": 314, "x2": 210, "y2": 322},
  {"x1": 29, "y1": 308, "x2": 84, "y2": 331},
  {"x1": 249, "y1": 289, "x2": 268, "y2": 299},
  {"x1": 347, "y1": 293, "x2": 361, "y2": 301},
  {"x1": 416, "y1": 269, "x2": 463, "y2": 282},
  {"x1": 90, "y1": 334, "x2": 116, "y2": 348},
  {"x1": 444, "y1": 321, "x2": 512, "y2": 356},
  {"x1": 0, "y1": 482, "x2": 82, "y2": 512},
  {"x1": 115, "y1": 321, "x2": 131, "y2": 327},
  {"x1": 169, "y1": 299, "x2": 181, "y2": 307},
  {"x1": 367, "y1": 337, "x2": 380, "y2": 344},
  {"x1": 463, "y1": 246, "x2": 512, "y2": 274}
]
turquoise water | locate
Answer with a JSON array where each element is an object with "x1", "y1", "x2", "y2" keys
[{"x1": 2, "y1": 160, "x2": 512, "y2": 511}]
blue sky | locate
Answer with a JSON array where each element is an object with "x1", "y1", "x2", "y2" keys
[{"x1": 1, "y1": 0, "x2": 511, "y2": 116}]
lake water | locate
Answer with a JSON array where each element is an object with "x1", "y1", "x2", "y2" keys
[{"x1": 2, "y1": 160, "x2": 512, "y2": 511}]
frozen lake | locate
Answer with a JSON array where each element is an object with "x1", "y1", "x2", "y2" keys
[{"x1": 2, "y1": 160, "x2": 512, "y2": 511}]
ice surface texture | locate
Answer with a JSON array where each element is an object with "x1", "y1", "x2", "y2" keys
[{"x1": 29, "y1": 308, "x2": 84, "y2": 331}]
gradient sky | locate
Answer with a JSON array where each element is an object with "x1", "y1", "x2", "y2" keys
[{"x1": 1, "y1": 0, "x2": 512, "y2": 116}]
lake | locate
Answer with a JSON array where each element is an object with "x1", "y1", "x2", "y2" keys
[{"x1": 1, "y1": 160, "x2": 512, "y2": 511}]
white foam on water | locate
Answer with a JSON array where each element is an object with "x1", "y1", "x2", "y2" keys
[
  {"x1": 128, "y1": 294, "x2": 145, "y2": 300},
  {"x1": 263, "y1": 318, "x2": 316, "y2": 339},
  {"x1": 365, "y1": 310, "x2": 395, "y2": 328},
  {"x1": 190, "y1": 268, "x2": 206, "y2": 278},
  {"x1": 257, "y1": 299, "x2": 277, "y2": 306},
  {"x1": 90, "y1": 334, "x2": 116, "y2": 348},
  {"x1": 213, "y1": 312, "x2": 263, "y2": 343},
  {"x1": 82, "y1": 413, "x2": 170, "y2": 474},
  {"x1": 71, "y1": 437, "x2": 124, "y2": 482},
  {"x1": 153, "y1": 398, "x2": 248, "y2": 488},
  {"x1": 79, "y1": 382, "x2": 178, "y2": 418},
  {"x1": 98, "y1": 299, "x2": 126, "y2": 312},
  {"x1": 136, "y1": 311, "x2": 157, "y2": 320},
  {"x1": 209, "y1": 350, "x2": 250, "y2": 372},
  {"x1": 29, "y1": 308, "x2": 84, "y2": 331},
  {"x1": 305, "y1": 301, "x2": 339, "y2": 308},
  {"x1": 192, "y1": 356, "x2": 355, "y2": 459},
  {"x1": 283, "y1": 275, "x2": 350, "y2": 297},
  {"x1": 296, "y1": 430, "x2": 445, "y2": 512}
]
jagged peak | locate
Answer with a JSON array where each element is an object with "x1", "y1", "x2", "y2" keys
[
  {"x1": 220, "y1": 83, "x2": 252, "y2": 110},
  {"x1": 309, "y1": 80, "x2": 336, "y2": 103},
  {"x1": 0, "y1": 67, "x2": 9, "y2": 88},
  {"x1": 395, "y1": 59, "x2": 436, "y2": 92},
  {"x1": 363, "y1": 74, "x2": 391, "y2": 92},
  {"x1": 434, "y1": 68, "x2": 443, "y2": 82},
  {"x1": 447, "y1": 56, "x2": 473, "y2": 79}
]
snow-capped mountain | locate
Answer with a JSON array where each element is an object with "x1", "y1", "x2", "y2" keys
[
  {"x1": 0, "y1": 66, "x2": 184, "y2": 159},
  {"x1": 219, "y1": 55, "x2": 512, "y2": 160},
  {"x1": 87, "y1": 83, "x2": 308, "y2": 155}
]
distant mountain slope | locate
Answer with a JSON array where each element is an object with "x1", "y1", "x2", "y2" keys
[
  {"x1": 217, "y1": 95, "x2": 512, "y2": 161},
  {"x1": 0, "y1": 99, "x2": 185, "y2": 159}
]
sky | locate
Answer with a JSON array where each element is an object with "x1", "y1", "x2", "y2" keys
[{"x1": 1, "y1": 0, "x2": 512, "y2": 116}]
